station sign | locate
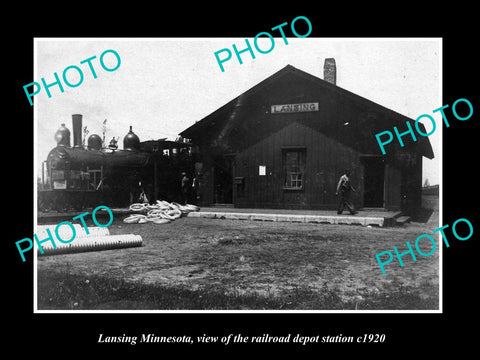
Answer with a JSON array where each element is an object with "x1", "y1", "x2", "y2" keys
[{"x1": 271, "y1": 102, "x2": 319, "y2": 114}]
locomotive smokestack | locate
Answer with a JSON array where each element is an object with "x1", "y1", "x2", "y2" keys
[{"x1": 72, "y1": 114, "x2": 83, "y2": 148}]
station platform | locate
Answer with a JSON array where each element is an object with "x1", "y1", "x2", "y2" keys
[
  {"x1": 37, "y1": 206, "x2": 404, "y2": 227},
  {"x1": 187, "y1": 207, "x2": 402, "y2": 227}
]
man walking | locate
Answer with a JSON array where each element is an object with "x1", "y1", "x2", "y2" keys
[{"x1": 336, "y1": 170, "x2": 356, "y2": 215}]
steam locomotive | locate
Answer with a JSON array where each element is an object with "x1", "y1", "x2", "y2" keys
[{"x1": 38, "y1": 114, "x2": 197, "y2": 212}]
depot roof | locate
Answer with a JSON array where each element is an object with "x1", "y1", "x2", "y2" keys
[{"x1": 180, "y1": 64, "x2": 434, "y2": 159}]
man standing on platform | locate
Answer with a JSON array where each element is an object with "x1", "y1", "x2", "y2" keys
[
  {"x1": 180, "y1": 172, "x2": 191, "y2": 205},
  {"x1": 336, "y1": 169, "x2": 356, "y2": 215}
]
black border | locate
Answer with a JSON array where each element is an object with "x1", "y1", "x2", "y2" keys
[{"x1": 7, "y1": 5, "x2": 479, "y2": 355}]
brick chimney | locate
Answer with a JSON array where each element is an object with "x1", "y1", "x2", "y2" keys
[{"x1": 324, "y1": 58, "x2": 336, "y2": 85}]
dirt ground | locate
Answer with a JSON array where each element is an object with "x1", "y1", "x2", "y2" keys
[{"x1": 36, "y1": 211, "x2": 440, "y2": 310}]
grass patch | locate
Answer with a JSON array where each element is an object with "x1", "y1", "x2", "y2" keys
[
  {"x1": 37, "y1": 218, "x2": 439, "y2": 310},
  {"x1": 37, "y1": 270, "x2": 437, "y2": 310},
  {"x1": 38, "y1": 270, "x2": 285, "y2": 310}
]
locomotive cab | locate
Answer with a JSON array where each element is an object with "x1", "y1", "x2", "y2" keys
[{"x1": 45, "y1": 146, "x2": 104, "y2": 191}]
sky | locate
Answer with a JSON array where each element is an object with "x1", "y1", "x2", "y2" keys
[{"x1": 34, "y1": 37, "x2": 441, "y2": 185}]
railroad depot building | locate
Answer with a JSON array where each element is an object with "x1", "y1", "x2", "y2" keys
[{"x1": 180, "y1": 60, "x2": 434, "y2": 213}]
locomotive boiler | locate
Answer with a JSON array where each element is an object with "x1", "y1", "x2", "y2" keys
[{"x1": 38, "y1": 114, "x2": 196, "y2": 212}]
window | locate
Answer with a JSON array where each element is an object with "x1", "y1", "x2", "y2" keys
[
  {"x1": 282, "y1": 148, "x2": 306, "y2": 190},
  {"x1": 287, "y1": 172, "x2": 303, "y2": 188}
]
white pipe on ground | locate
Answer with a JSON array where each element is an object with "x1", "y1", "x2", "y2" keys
[{"x1": 37, "y1": 234, "x2": 143, "y2": 256}]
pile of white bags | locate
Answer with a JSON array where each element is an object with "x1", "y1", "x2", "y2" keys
[{"x1": 123, "y1": 200, "x2": 199, "y2": 224}]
